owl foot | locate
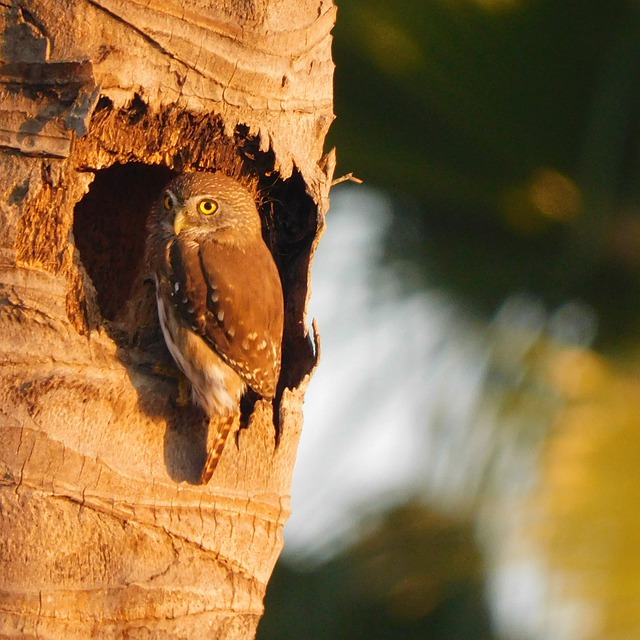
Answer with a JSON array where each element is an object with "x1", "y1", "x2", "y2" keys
[
  {"x1": 151, "y1": 363, "x2": 180, "y2": 379},
  {"x1": 176, "y1": 375, "x2": 191, "y2": 407},
  {"x1": 151, "y1": 364, "x2": 191, "y2": 408}
]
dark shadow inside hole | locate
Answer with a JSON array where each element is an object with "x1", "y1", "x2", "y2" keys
[
  {"x1": 73, "y1": 162, "x2": 174, "y2": 323},
  {"x1": 259, "y1": 169, "x2": 318, "y2": 391}
]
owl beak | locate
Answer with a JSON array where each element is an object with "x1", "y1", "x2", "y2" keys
[{"x1": 174, "y1": 210, "x2": 186, "y2": 235}]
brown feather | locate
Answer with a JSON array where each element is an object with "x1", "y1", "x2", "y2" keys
[
  {"x1": 168, "y1": 235, "x2": 283, "y2": 398},
  {"x1": 200, "y1": 414, "x2": 237, "y2": 484}
]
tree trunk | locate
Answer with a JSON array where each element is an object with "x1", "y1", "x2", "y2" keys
[{"x1": 0, "y1": 0, "x2": 334, "y2": 637}]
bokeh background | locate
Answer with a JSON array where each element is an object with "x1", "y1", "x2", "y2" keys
[{"x1": 258, "y1": 1, "x2": 640, "y2": 638}]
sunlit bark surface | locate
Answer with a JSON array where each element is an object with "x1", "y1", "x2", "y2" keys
[{"x1": 0, "y1": 0, "x2": 334, "y2": 637}]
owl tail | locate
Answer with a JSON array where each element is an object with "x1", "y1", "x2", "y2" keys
[{"x1": 200, "y1": 414, "x2": 237, "y2": 484}]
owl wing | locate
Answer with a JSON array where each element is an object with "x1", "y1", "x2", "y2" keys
[{"x1": 168, "y1": 236, "x2": 284, "y2": 398}]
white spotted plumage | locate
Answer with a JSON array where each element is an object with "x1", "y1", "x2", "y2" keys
[{"x1": 156, "y1": 278, "x2": 242, "y2": 414}]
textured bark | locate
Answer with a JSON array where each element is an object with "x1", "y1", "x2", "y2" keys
[{"x1": 0, "y1": 0, "x2": 334, "y2": 637}]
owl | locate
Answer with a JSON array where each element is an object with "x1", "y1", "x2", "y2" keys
[{"x1": 146, "y1": 172, "x2": 284, "y2": 483}]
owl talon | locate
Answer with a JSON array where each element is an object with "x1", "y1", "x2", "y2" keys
[
  {"x1": 176, "y1": 375, "x2": 191, "y2": 407},
  {"x1": 151, "y1": 363, "x2": 180, "y2": 379},
  {"x1": 150, "y1": 363, "x2": 191, "y2": 407}
]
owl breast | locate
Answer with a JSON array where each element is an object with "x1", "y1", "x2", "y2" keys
[{"x1": 156, "y1": 284, "x2": 246, "y2": 415}]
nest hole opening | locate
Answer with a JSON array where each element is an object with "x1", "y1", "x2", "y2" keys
[
  {"x1": 73, "y1": 162, "x2": 174, "y2": 324},
  {"x1": 257, "y1": 169, "x2": 320, "y2": 392}
]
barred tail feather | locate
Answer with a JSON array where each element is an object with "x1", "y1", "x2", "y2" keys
[{"x1": 200, "y1": 414, "x2": 236, "y2": 484}]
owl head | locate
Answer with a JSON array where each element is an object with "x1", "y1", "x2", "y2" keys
[{"x1": 157, "y1": 172, "x2": 263, "y2": 241}]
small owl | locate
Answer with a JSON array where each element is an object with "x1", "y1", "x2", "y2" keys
[{"x1": 146, "y1": 172, "x2": 284, "y2": 483}]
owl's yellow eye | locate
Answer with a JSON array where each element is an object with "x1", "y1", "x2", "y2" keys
[
  {"x1": 198, "y1": 198, "x2": 218, "y2": 215},
  {"x1": 163, "y1": 194, "x2": 173, "y2": 211}
]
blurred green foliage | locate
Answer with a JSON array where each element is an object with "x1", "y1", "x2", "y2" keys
[
  {"x1": 260, "y1": 2, "x2": 640, "y2": 639},
  {"x1": 329, "y1": 0, "x2": 640, "y2": 342},
  {"x1": 259, "y1": 504, "x2": 495, "y2": 640}
]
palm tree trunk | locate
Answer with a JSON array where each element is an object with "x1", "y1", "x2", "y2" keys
[{"x1": 0, "y1": 0, "x2": 334, "y2": 637}]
